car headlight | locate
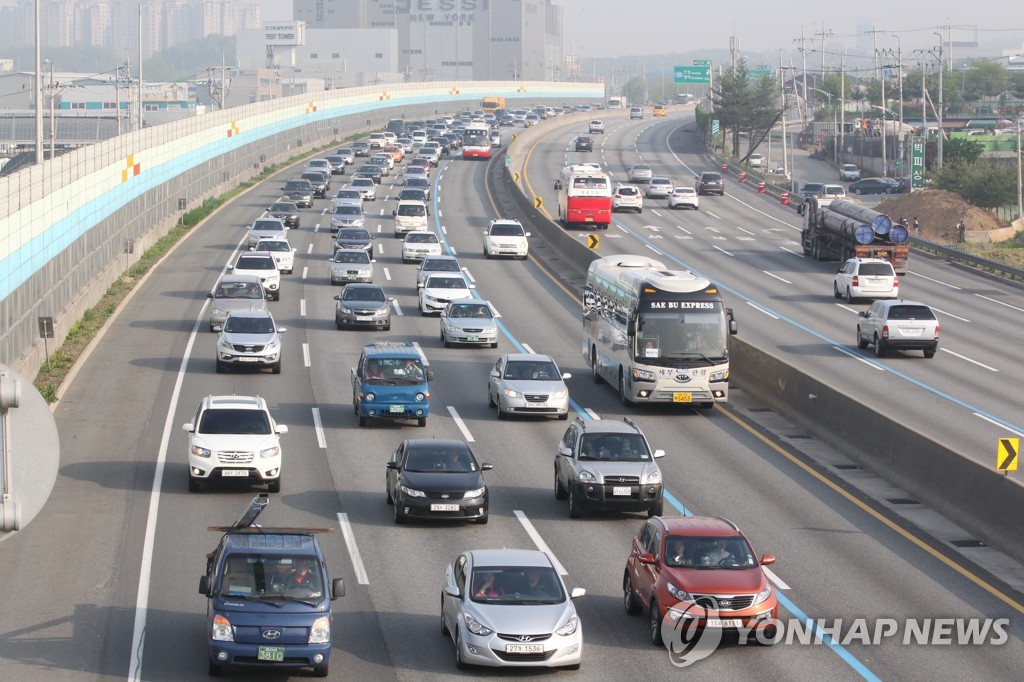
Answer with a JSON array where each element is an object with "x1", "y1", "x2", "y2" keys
[
  {"x1": 191, "y1": 445, "x2": 211, "y2": 458},
  {"x1": 415, "y1": 392, "x2": 426, "y2": 401},
  {"x1": 463, "y1": 486, "x2": 485, "y2": 499},
  {"x1": 751, "y1": 584, "x2": 772, "y2": 606},
  {"x1": 555, "y1": 613, "x2": 579, "y2": 637},
  {"x1": 217, "y1": 339, "x2": 231, "y2": 350},
  {"x1": 308, "y1": 616, "x2": 330, "y2": 644},
  {"x1": 400, "y1": 485, "x2": 425, "y2": 498},
  {"x1": 290, "y1": 214, "x2": 298, "y2": 220},
  {"x1": 266, "y1": 339, "x2": 279, "y2": 350},
  {"x1": 502, "y1": 388, "x2": 522, "y2": 399},
  {"x1": 341, "y1": 306, "x2": 353, "y2": 314},
  {"x1": 260, "y1": 446, "x2": 280, "y2": 459},
  {"x1": 632, "y1": 368, "x2": 656, "y2": 382},
  {"x1": 578, "y1": 469, "x2": 596, "y2": 482},
  {"x1": 463, "y1": 613, "x2": 493, "y2": 636},
  {"x1": 211, "y1": 614, "x2": 233, "y2": 641},
  {"x1": 666, "y1": 581, "x2": 694, "y2": 603},
  {"x1": 710, "y1": 369, "x2": 729, "y2": 382},
  {"x1": 444, "y1": 325, "x2": 459, "y2": 333},
  {"x1": 551, "y1": 388, "x2": 568, "y2": 399},
  {"x1": 212, "y1": 307, "x2": 226, "y2": 317},
  {"x1": 644, "y1": 470, "x2": 662, "y2": 484}
]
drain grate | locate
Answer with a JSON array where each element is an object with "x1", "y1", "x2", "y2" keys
[
  {"x1": 887, "y1": 498, "x2": 920, "y2": 505},
  {"x1": 834, "y1": 464, "x2": 862, "y2": 470},
  {"x1": 950, "y1": 539, "x2": 987, "y2": 548}
]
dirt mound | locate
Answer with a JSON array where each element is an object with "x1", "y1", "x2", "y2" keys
[{"x1": 874, "y1": 190, "x2": 1008, "y2": 242}]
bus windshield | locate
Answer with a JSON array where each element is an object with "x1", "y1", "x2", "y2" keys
[{"x1": 636, "y1": 309, "x2": 728, "y2": 363}]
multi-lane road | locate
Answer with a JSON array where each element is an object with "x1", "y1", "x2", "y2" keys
[{"x1": 0, "y1": 109, "x2": 1021, "y2": 681}]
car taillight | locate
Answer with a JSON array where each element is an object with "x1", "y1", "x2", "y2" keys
[
  {"x1": 934, "y1": 324, "x2": 940, "y2": 339},
  {"x1": 893, "y1": 275, "x2": 899, "y2": 286},
  {"x1": 881, "y1": 325, "x2": 889, "y2": 339},
  {"x1": 851, "y1": 275, "x2": 859, "y2": 287}
]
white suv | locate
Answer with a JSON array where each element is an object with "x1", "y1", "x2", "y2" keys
[
  {"x1": 253, "y1": 238, "x2": 295, "y2": 274},
  {"x1": 393, "y1": 200, "x2": 429, "y2": 236},
  {"x1": 183, "y1": 395, "x2": 288, "y2": 493},
  {"x1": 215, "y1": 310, "x2": 286, "y2": 374},
  {"x1": 613, "y1": 185, "x2": 643, "y2": 213},
  {"x1": 589, "y1": 120, "x2": 605, "y2": 134},
  {"x1": 483, "y1": 219, "x2": 531, "y2": 259},
  {"x1": 833, "y1": 258, "x2": 899, "y2": 302},
  {"x1": 229, "y1": 252, "x2": 281, "y2": 300},
  {"x1": 857, "y1": 300, "x2": 939, "y2": 358},
  {"x1": 839, "y1": 164, "x2": 861, "y2": 181}
]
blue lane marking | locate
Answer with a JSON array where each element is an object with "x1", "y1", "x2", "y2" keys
[
  {"x1": 433, "y1": 147, "x2": 880, "y2": 682},
  {"x1": 607, "y1": 214, "x2": 1024, "y2": 437}
]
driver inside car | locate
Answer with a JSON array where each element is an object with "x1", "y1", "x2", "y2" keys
[{"x1": 703, "y1": 540, "x2": 732, "y2": 565}]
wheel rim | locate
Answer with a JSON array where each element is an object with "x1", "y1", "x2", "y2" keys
[{"x1": 624, "y1": 577, "x2": 632, "y2": 610}]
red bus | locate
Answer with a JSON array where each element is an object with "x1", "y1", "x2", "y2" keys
[
  {"x1": 555, "y1": 165, "x2": 612, "y2": 228},
  {"x1": 462, "y1": 123, "x2": 491, "y2": 159}
]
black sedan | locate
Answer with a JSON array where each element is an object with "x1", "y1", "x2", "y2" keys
[
  {"x1": 386, "y1": 440, "x2": 492, "y2": 524},
  {"x1": 266, "y1": 201, "x2": 300, "y2": 228},
  {"x1": 355, "y1": 164, "x2": 384, "y2": 184},
  {"x1": 574, "y1": 135, "x2": 593, "y2": 152},
  {"x1": 848, "y1": 177, "x2": 899, "y2": 195}
]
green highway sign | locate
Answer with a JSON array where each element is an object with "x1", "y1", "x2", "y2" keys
[
  {"x1": 747, "y1": 65, "x2": 772, "y2": 81},
  {"x1": 711, "y1": 119, "x2": 720, "y2": 136},
  {"x1": 910, "y1": 136, "x2": 925, "y2": 190},
  {"x1": 675, "y1": 65, "x2": 710, "y2": 85},
  {"x1": 694, "y1": 59, "x2": 711, "y2": 66}
]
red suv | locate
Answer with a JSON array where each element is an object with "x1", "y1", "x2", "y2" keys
[{"x1": 623, "y1": 516, "x2": 778, "y2": 645}]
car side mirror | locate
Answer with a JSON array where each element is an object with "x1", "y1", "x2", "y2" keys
[
  {"x1": 469, "y1": 284, "x2": 476, "y2": 289},
  {"x1": 858, "y1": 311, "x2": 868, "y2": 318},
  {"x1": 761, "y1": 554, "x2": 776, "y2": 567},
  {"x1": 558, "y1": 446, "x2": 572, "y2": 457},
  {"x1": 327, "y1": 257, "x2": 335, "y2": 261},
  {"x1": 386, "y1": 461, "x2": 400, "y2": 470},
  {"x1": 729, "y1": 319, "x2": 738, "y2": 335},
  {"x1": 265, "y1": 291, "x2": 273, "y2": 299},
  {"x1": 206, "y1": 292, "x2": 214, "y2": 299},
  {"x1": 417, "y1": 282, "x2": 424, "y2": 288},
  {"x1": 480, "y1": 463, "x2": 493, "y2": 471},
  {"x1": 525, "y1": 232, "x2": 532, "y2": 237},
  {"x1": 182, "y1": 423, "x2": 194, "y2": 432},
  {"x1": 489, "y1": 370, "x2": 500, "y2": 378},
  {"x1": 443, "y1": 585, "x2": 461, "y2": 598},
  {"x1": 226, "y1": 265, "x2": 234, "y2": 271},
  {"x1": 387, "y1": 297, "x2": 397, "y2": 303},
  {"x1": 653, "y1": 449, "x2": 666, "y2": 459},
  {"x1": 392, "y1": 210, "x2": 397, "y2": 216},
  {"x1": 426, "y1": 369, "x2": 435, "y2": 381},
  {"x1": 570, "y1": 587, "x2": 586, "y2": 599},
  {"x1": 292, "y1": 248, "x2": 298, "y2": 253},
  {"x1": 331, "y1": 578, "x2": 345, "y2": 600},
  {"x1": 334, "y1": 295, "x2": 343, "y2": 301},
  {"x1": 198, "y1": 575, "x2": 211, "y2": 596},
  {"x1": 276, "y1": 425, "x2": 289, "y2": 434},
  {"x1": 638, "y1": 553, "x2": 656, "y2": 566},
  {"x1": 561, "y1": 372, "x2": 572, "y2": 380},
  {"x1": 277, "y1": 327, "x2": 287, "y2": 333}
]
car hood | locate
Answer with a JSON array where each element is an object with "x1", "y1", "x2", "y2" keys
[
  {"x1": 467, "y1": 601, "x2": 575, "y2": 635},
  {"x1": 662, "y1": 566, "x2": 766, "y2": 595},
  {"x1": 501, "y1": 379, "x2": 567, "y2": 393},
  {"x1": 212, "y1": 299, "x2": 267, "y2": 313},
  {"x1": 220, "y1": 331, "x2": 278, "y2": 346},
  {"x1": 446, "y1": 317, "x2": 497, "y2": 331},
  {"x1": 401, "y1": 470, "x2": 484, "y2": 492},
  {"x1": 423, "y1": 287, "x2": 472, "y2": 299},
  {"x1": 332, "y1": 261, "x2": 371, "y2": 270},
  {"x1": 193, "y1": 432, "x2": 280, "y2": 453},
  {"x1": 335, "y1": 239, "x2": 372, "y2": 249},
  {"x1": 339, "y1": 299, "x2": 388, "y2": 312},
  {"x1": 579, "y1": 460, "x2": 659, "y2": 481},
  {"x1": 232, "y1": 268, "x2": 279, "y2": 280}
]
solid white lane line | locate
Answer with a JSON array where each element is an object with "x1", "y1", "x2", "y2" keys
[
  {"x1": 522, "y1": 343, "x2": 535, "y2": 354},
  {"x1": 929, "y1": 306, "x2": 969, "y2": 322},
  {"x1": 763, "y1": 271, "x2": 791, "y2": 284},
  {"x1": 713, "y1": 245, "x2": 734, "y2": 256},
  {"x1": 412, "y1": 341, "x2": 428, "y2": 364},
  {"x1": 763, "y1": 566, "x2": 790, "y2": 590},
  {"x1": 909, "y1": 271, "x2": 962, "y2": 289},
  {"x1": 780, "y1": 246, "x2": 804, "y2": 257},
  {"x1": 447, "y1": 406, "x2": 475, "y2": 442},
  {"x1": 584, "y1": 408, "x2": 601, "y2": 420},
  {"x1": 312, "y1": 407, "x2": 327, "y2": 448},
  {"x1": 300, "y1": 299, "x2": 306, "y2": 317},
  {"x1": 464, "y1": 269, "x2": 476, "y2": 283},
  {"x1": 307, "y1": 244, "x2": 313, "y2": 254},
  {"x1": 940, "y1": 348, "x2": 998, "y2": 371},
  {"x1": 974, "y1": 293, "x2": 1024, "y2": 313},
  {"x1": 705, "y1": 211, "x2": 721, "y2": 220},
  {"x1": 337, "y1": 513, "x2": 370, "y2": 585},
  {"x1": 975, "y1": 413, "x2": 1024, "y2": 438},
  {"x1": 514, "y1": 511, "x2": 568, "y2": 576},
  {"x1": 384, "y1": 267, "x2": 392, "y2": 281},
  {"x1": 393, "y1": 301, "x2": 404, "y2": 316},
  {"x1": 302, "y1": 343, "x2": 311, "y2": 368},
  {"x1": 833, "y1": 345, "x2": 885, "y2": 369},
  {"x1": 745, "y1": 301, "x2": 780, "y2": 319},
  {"x1": 302, "y1": 266, "x2": 308, "y2": 280}
]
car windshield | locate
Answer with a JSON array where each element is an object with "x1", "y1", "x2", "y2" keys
[
  {"x1": 400, "y1": 191, "x2": 427, "y2": 202},
  {"x1": 406, "y1": 179, "x2": 428, "y2": 188},
  {"x1": 334, "y1": 251, "x2": 370, "y2": 264},
  {"x1": 469, "y1": 567, "x2": 565, "y2": 604},
  {"x1": 253, "y1": 220, "x2": 283, "y2": 231},
  {"x1": 423, "y1": 259, "x2": 459, "y2": 272},
  {"x1": 199, "y1": 408, "x2": 271, "y2": 435},
  {"x1": 284, "y1": 181, "x2": 309, "y2": 190},
  {"x1": 887, "y1": 305, "x2": 935, "y2": 320},
  {"x1": 449, "y1": 304, "x2": 492, "y2": 319},
  {"x1": 352, "y1": 179, "x2": 373, "y2": 187},
  {"x1": 235, "y1": 256, "x2": 275, "y2": 270},
  {"x1": 634, "y1": 165, "x2": 651, "y2": 171},
  {"x1": 215, "y1": 282, "x2": 264, "y2": 299},
  {"x1": 326, "y1": 156, "x2": 344, "y2": 164},
  {"x1": 503, "y1": 360, "x2": 559, "y2": 381},
  {"x1": 636, "y1": 310, "x2": 728, "y2": 362},
  {"x1": 337, "y1": 148, "x2": 353, "y2": 155},
  {"x1": 335, "y1": 206, "x2": 361, "y2": 216},
  {"x1": 404, "y1": 447, "x2": 477, "y2": 473},
  {"x1": 578, "y1": 433, "x2": 652, "y2": 461},
  {"x1": 337, "y1": 229, "x2": 370, "y2": 240},
  {"x1": 406, "y1": 233, "x2": 437, "y2": 244},
  {"x1": 270, "y1": 203, "x2": 296, "y2": 212},
  {"x1": 663, "y1": 535, "x2": 758, "y2": 569},
  {"x1": 490, "y1": 223, "x2": 525, "y2": 237},
  {"x1": 427, "y1": 276, "x2": 467, "y2": 289},
  {"x1": 336, "y1": 190, "x2": 361, "y2": 199},
  {"x1": 224, "y1": 315, "x2": 275, "y2": 334},
  {"x1": 302, "y1": 174, "x2": 325, "y2": 183},
  {"x1": 362, "y1": 358, "x2": 426, "y2": 385},
  {"x1": 398, "y1": 204, "x2": 426, "y2": 217},
  {"x1": 702, "y1": 173, "x2": 721, "y2": 181},
  {"x1": 218, "y1": 554, "x2": 324, "y2": 601},
  {"x1": 256, "y1": 241, "x2": 289, "y2": 252},
  {"x1": 343, "y1": 287, "x2": 385, "y2": 302}
]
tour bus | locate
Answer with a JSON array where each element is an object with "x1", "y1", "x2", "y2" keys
[
  {"x1": 583, "y1": 255, "x2": 737, "y2": 408},
  {"x1": 462, "y1": 122, "x2": 492, "y2": 159},
  {"x1": 554, "y1": 164, "x2": 612, "y2": 228}
]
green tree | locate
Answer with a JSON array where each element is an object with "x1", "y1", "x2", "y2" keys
[
  {"x1": 964, "y1": 61, "x2": 1009, "y2": 99},
  {"x1": 622, "y1": 76, "x2": 646, "y2": 106},
  {"x1": 932, "y1": 159, "x2": 1017, "y2": 209},
  {"x1": 942, "y1": 137, "x2": 985, "y2": 166},
  {"x1": 710, "y1": 59, "x2": 778, "y2": 157}
]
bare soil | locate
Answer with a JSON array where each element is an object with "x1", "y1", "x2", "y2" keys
[{"x1": 874, "y1": 190, "x2": 1009, "y2": 243}]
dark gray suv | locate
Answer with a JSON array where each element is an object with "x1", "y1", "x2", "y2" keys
[{"x1": 696, "y1": 171, "x2": 724, "y2": 196}]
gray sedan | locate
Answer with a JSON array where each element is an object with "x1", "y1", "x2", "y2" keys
[
  {"x1": 487, "y1": 354, "x2": 571, "y2": 420},
  {"x1": 334, "y1": 283, "x2": 392, "y2": 330},
  {"x1": 329, "y1": 249, "x2": 374, "y2": 285},
  {"x1": 441, "y1": 300, "x2": 500, "y2": 348}
]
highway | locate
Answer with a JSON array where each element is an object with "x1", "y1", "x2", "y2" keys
[{"x1": 0, "y1": 111, "x2": 1020, "y2": 681}]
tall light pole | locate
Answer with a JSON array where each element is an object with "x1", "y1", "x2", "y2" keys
[
  {"x1": 934, "y1": 32, "x2": 944, "y2": 169},
  {"x1": 891, "y1": 34, "x2": 904, "y2": 176},
  {"x1": 45, "y1": 59, "x2": 54, "y2": 160},
  {"x1": 34, "y1": 0, "x2": 42, "y2": 165},
  {"x1": 1017, "y1": 118, "x2": 1022, "y2": 221}
]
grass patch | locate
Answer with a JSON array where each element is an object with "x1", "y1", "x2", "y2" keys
[{"x1": 30, "y1": 134, "x2": 363, "y2": 403}]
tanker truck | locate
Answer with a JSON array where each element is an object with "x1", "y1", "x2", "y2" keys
[{"x1": 801, "y1": 198, "x2": 909, "y2": 274}]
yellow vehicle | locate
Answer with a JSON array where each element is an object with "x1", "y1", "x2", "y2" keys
[
  {"x1": 482, "y1": 97, "x2": 505, "y2": 113},
  {"x1": 653, "y1": 105, "x2": 667, "y2": 117}
]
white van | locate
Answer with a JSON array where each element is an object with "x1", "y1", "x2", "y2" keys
[
  {"x1": 819, "y1": 184, "x2": 847, "y2": 207},
  {"x1": 393, "y1": 200, "x2": 429, "y2": 237}
]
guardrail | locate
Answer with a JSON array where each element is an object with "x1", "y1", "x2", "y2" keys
[{"x1": 497, "y1": 123, "x2": 1024, "y2": 566}]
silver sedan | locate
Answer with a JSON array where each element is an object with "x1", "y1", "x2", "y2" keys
[
  {"x1": 487, "y1": 354, "x2": 571, "y2": 420},
  {"x1": 441, "y1": 300, "x2": 500, "y2": 348}
]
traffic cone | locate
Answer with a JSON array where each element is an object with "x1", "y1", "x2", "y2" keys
[
  {"x1": 738, "y1": 171, "x2": 747, "y2": 184},
  {"x1": 757, "y1": 181, "x2": 766, "y2": 193},
  {"x1": 721, "y1": 163, "x2": 728, "y2": 174},
  {"x1": 780, "y1": 191, "x2": 790, "y2": 205}
]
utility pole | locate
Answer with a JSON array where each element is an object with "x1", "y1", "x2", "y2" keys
[
  {"x1": 137, "y1": 4, "x2": 143, "y2": 132},
  {"x1": 34, "y1": 0, "x2": 42, "y2": 165},
  {"x1": 793, "y1": 30, "x2": 812, "y2": 127},
  {"x1": 880, "y1": 75, "x2": 888, "y2": 177},
  {"x1": 840, "y1": 51, "x2": 846, "y2": 163},
  {"x1": 935, "y1": 32, "x2": 944, "y2": 169},
  {"x1": 1017, "y1": 118, "x2": 1022, "y2": 221},
  {"x1": 815, "y1": 24, "x2": 832, "y2": 83},
  {"x1": 115, "y1": 63, "x2": 122, "y2": 136},
  {"x1": 779, "y1": 51, "x2": 789, "y2": 184}
]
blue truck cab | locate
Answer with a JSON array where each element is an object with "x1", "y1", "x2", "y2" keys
[
  {"x1": 198, "y1": 494, "x2": 344, "y2": 677},
  {"x1": 351, "y1": 342, "x2": 433, "y2": 427}
]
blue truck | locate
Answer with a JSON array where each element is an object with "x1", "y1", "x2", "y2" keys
[
  {"x1": 351, "y1": 342, "x2": 433, "y2": 427},
  {"x1": 198, "y1": 494, "x2": 344, "y2": 677}
]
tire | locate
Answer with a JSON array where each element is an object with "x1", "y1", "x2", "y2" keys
[
  {"x1": 554, "y1": 470, "x2": 568, "y2": 500},
  {"x1": 215, "y1": 361, "x2": 225, "y2": 374},
  {"x1": 833, "y1": 282, "x2": 842, "y2": 300},
  {"x1": 475, "y1": 514, "x2": 489, "y2": 525},
  {"x1": 394, "y1": 501, "x2": 407, "y2": 524},
  {"x1": 855, "y1": 188, "x2": 864, "y2": 195},
  {"x1": 558, "y1": 412, "x2": 568, "y2": 421},
  {"x1": 358, "y1": 416, "x2": 367, "y2": 427},
  {"x1": 454, "y1": 629, "x2": 468, "y2": 670},
  {"x1": 490, "y1": 340, "x2": 498, "y2": 348},
  {"x1": 188, "y1": 475, "x2": 201, "y2": 493},
  {"x1": 497, "y1": 408, "x2": 508, "y2": 420},
  {"x1": 272, "y1": 361, "x2": 281, "y2": 375},
  {"x1": 267, "y1": 477, "x2": 281, "y2": 493},
  {"x1": 649, "y1": 599, "x2": 664, "y2": 646},
  {"x1": 313, "y1": 662, "x2": 329, "y2": 678},
  {"x1": 647, "y1": 499, "x2": 664, "y2": 518},
  {"x1": 487, "y1": 389, "x2": 496, "y2": 408},
  {"x1": 386, "y1": 483, "x2": 394, "y2": 505},
  {"x1": 845, "y1": 287, "x2": 854, "y2": 304},
  {"x1": 208, "y1": 658, "x2": 223, "y2": 676},
  {"x1": 568, "y1": 486, "x2": 583, "y2": 518},
  {"x1": 383, "y1": 324, "x2": 391, "y2": 331},
  {"x1": 874, "y1": 336, "x2": 886, "y2": 357},
  {"x1": 857, "y1": 327, "x2": 868, "y2": 349},
  {"x1": 619, "y1": 373, "x2": 635, "y2": 407},
  {"x1": 417, "y1": 417, "x2": 427, "y2": 428},
  {"x1": 591, "y1": 350, "x2": 602, "y2": 384},
  {"x1": 563, "y1": 662, "x2": 581, "y2": 670},
  {"x1": 623, "y1": 573, "x2": 643, "y2": 615},
  {"x1": 441, "y1": 602, "x2": 450, "y2": 636},
  {"x1": 923, "y1": 348, "x2": 936, "y2": 359},
  {"x1": 336, "y1": 320, "x2": 344, "y2": 330}
]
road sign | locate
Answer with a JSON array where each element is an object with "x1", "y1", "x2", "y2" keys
[
  {"x1": 998, "y1": 438, "x2": 1019, "y2": 471},
  {"x1": 711, "y1": 119, "x2": 720, "y2": 136},
  {"x1": 511, "y1": 134, "x2": 517, "y2": 142},
  {"x1": 911, "y1": 136, "x2": 926, "y2": 189},
  {"x1": 38, "y1": 317, "x2": 54, "y2": 339},
  {"x1": 504, "y1": 154, "x2": 511, "y2": 168},
  {"x1": 513, "y1": 171, "x2": 520, "y2": 183},
  {"x1": 693, "y1": 60, "x2": 711, "y2": 66},
  {"x1": 847, "y1": 146, "x2": 853, "y2": 153},
  {"x1": 534, "y1": 196, "x2": 543, "y2": 209},
  {"x1": 587, "y1": 234, "x2": 600, "y2": 249},
  {"x1": 675, "y1": 65, "x2": 710, "y2": 85},
  {"x1": 747, "y1": 65, "x2": 772, "y2": 81}
]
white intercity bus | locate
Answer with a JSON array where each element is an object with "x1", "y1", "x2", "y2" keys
[{"x1": 583, "y1": 256, "x2": 737, "y2": 407}]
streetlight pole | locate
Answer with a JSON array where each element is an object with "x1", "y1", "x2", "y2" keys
[
  {"x1": 47, "y1": 60, "x2": 54, "y2": 161},
  {"x1": 1017, "y1": 118, "x2": 1022, "y2": 221},
  {"x1": 934, "y1": 32, "x2": 944, "y2": 169},
  {"x1": 34, "y1": 0, "x2": 42, "y2": 165}
]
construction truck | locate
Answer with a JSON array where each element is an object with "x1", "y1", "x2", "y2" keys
[{"x1": 802, "y1": 198, "x2": 910, "y2": 274}]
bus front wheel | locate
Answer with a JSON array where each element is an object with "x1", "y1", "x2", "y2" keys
[
  {"x1": 591, "y1": 349, "x2": 602, "y2": 384},
  {"x1": 619, "y1": 373, "x2": 635, "y2": 407}
]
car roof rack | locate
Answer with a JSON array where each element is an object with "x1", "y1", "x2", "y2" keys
[
  {"x1": 622, "y1": 416, "x2": 642, "y2": 433},
  {"x1": 713, "y1": 516, "x2": 739, "y2": 531}
]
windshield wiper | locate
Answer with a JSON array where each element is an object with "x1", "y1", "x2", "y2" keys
[{"x1": 219, "y1": 594, "x2": 286, "y2": 608}]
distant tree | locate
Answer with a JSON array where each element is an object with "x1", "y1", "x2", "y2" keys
[
  {"x1": 942, "y1": 137, "x2": 985, "y2": 166},
  {"x1": 712, "y1": 59, "x2": 783, "y2": 157},
  {"x1": 143, "y1": 35, "x2": 236, "y2": 82},
  {"x1": 932, "y1": 159, "x2": 1017, "y2": 209},
  {"x1": 964, "y1": 61, "x2": 1010, "y2": 99},
  {"x1": 622, "y1": 76, "x2": 646, "y2": 106}
]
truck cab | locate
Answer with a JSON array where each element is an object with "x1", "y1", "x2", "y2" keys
[
  {"x1": 352, "y1": 342, "x2": 434, "y2": 427},
  {"x1": 198, "y1": 494, "x2": 344, "y2": 677}
]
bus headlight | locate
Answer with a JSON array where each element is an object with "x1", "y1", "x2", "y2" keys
[
  {"x1": 631, "y1": 368, "x2": 656, "y2": 382},
  {"x1": 710, "y1": 369, "x2": 729, "y2": 382}
]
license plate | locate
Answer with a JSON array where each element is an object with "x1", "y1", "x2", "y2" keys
[
  {"x1": 466, "y1": 336, "x2": 478, "y2": 342},
  {"x1": 257, "y1": 646, "x2": 285, "y2": 662},
  {"x1": 221, "y1": 470, "x2": 249, "y2": 477},
  {"x1": 612, "y1": 486, "x2": 632, "y2": 496},
  {"x1": 673, "y1": 393, "x2": 693, "y2": 403},
  {"x1": 585, "y1": 217, "x2": 594, "y2": 221},
  {"x1": 238, "y1": 356, "x2": 258, "y2": 363},
  {"x1": 357, "y1": 316, "x2": 374, "y2": 321},
  {"x1": 346, "y1": 275, "x2": 358, "y2": 280},
  {"x1": 506, "y1": 644, "x2": 545, "y2": 654},
  {"x1": 388, "y1": 405, "x2": 405, "y2": 413},
  {"x1": 705, "y1": 619, "x2": 743, "y2": 628},
  {"x1": 430, "y1": 503, "x2": 460, "y2": 512}
]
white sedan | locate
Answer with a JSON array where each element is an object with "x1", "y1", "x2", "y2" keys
[
  {"x1": 402, "y1": 232, "x2": 442, "y2": 263},
  {"x1": 418, "y1": 273, "x2": 475, "y2": 314},
  {"x1": 667, "y1": 186, "x2": 699, "y2": 210}
]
